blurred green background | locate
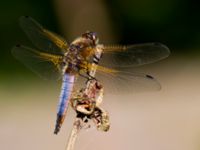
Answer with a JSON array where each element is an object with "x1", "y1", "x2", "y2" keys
[{"x1": 1, "y1": 0, "x2": 200, "y2": 150}]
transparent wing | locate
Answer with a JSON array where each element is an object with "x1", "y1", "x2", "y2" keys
[
  {"x1": 71, "y1": 62, "x2": 161, "y2": 93},
  {"x1": 100, "y1": 43, "x2": 170, "y2": 68},
  {"x1": 95, "y1": 67, "x2": 161, "y2": 94},
  {"x1": 19, "y1": 16, "x2": 68, "y2": 55},
  {"x1": 12, "y1": 45, "x2": 63, "y2": 80}
]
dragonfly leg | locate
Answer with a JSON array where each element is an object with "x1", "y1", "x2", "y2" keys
[
  {"x1": 78, "y1": 72, "x2": 89, "y2": 80},
  {"x1": 78, "y1": 70, "x2": 97, "y2": 83},
  {"x1": 86, "y1": 70, "x2": 97, "y2": 80}
]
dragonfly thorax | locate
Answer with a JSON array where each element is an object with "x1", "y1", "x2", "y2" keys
[
  {"x1": 63, "y1": 44, "x2": 91, "y2": 74},
  {"x1": 62, "y1": 31, "x2": 101, "y2": 75}
]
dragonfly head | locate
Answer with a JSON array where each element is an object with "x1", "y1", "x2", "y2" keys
[{"x1": 82, "y1": 31, "x2": 99, "y2": 45}]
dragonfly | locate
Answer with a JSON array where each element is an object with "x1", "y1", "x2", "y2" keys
[{"x1": 12, "y1": 16, "x2": 170, "y2": 134}]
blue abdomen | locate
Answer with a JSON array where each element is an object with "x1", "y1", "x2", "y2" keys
[{"x1": 57, "y1": 73, "x2": 75, "y2": 116}]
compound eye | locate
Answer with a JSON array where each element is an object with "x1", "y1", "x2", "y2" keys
[
  {"x1": 91, "y1": 32, "x2": 97, "y2": 40},
  {"x1": 92, "y1": 33, "x2": 99, "y2": 44},
  {"x1": 92, "y1": 35, "x2": 96, "y2": 41},
  {"x1": 82, "y1": 31, "x2": 98, "y2": 45},
  {"x1": 82, "y1": 31, "x2": 90, "y2": 39},
  {"x1": 82, "y1": 31, "x2": 94, "y2": 40}
]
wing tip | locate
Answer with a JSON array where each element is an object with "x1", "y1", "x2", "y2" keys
[
  {"x1": 146, "y1": 74, "x2": 154, "y2": 79},
  {"x1": 11, "y1": 44, "x2": 21, "y2": 52},
  {"x1": 153, "y1": 42, "x2": 171, "y2": 56},
  {"x1": 15, "y1": 44, "x2": 21, "y2": 48},
  {"x1": 11, "y1": 44, "x2": 22, "y2": 57},
  {"x1": 20, "y1": 15, "x2": 30, "y2": 19},
  {"x1": 19, "y1": 15, "x2": 35, "y2": 29},
  {"x1": 146, "y1": 74, "x2": 162, "y2": 91},
  {"x1": 19, "y1": 16, "x2": 28, "y2": 22}
]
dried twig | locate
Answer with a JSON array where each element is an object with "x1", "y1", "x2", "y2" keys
[
  {"x1": 65, "y1": 45, "x2": 104, "y2": 150},
  {"x1": 65, "y1": 118, "x2": 82, "y2": 150}
]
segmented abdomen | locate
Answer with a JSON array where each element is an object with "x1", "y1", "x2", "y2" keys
[
  {"x1": 58, "y1": 73, "x2": 75, "y2": 115},
  {"x1": 54, "y1": 73, "x2": 75, "y2": 134}
]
